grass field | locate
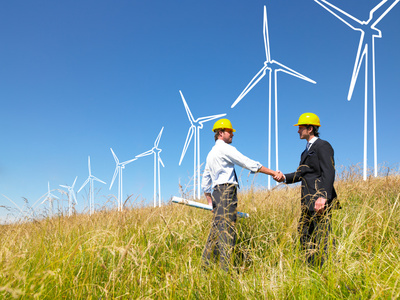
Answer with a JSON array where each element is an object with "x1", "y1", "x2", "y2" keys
[{"x1": 1, "y1": 168, "x2": 400, "y2": 299}]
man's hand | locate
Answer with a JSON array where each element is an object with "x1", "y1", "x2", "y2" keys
[
  {"x1": 205, "y1": 193, "x2": 213, "y2": 207},
  {"x1": 314, "y1": 197, "x2": 327, "y2": 214},
  {"x1": 273, "y1": 170, "x2": 285, "y2": 183}
]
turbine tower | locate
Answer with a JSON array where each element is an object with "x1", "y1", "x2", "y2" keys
[
  {"x1": 135, "y1": 127, "x2": 165, "y2": 207},
  {"x1": 109, "y1": 148, "x2": 137, "y2": 212},
  {"x1": 231, "y1": 5, "x2": 316, "y2": 189},
  {"x1": 78, "y1": 156, "x2": 106, "y2": 215},
  {"x1": 178, "y1": 90, "x2": 226, "y2": 199},
  {"x1": 60, "y1": 176, "x2": 78, "y2": 217},
  {"x1": 314, "y1": 0, "x2": 399, "y2": 180},
  {"x1": 41, "y1": 182, "x2": 59, "y2": 216}
]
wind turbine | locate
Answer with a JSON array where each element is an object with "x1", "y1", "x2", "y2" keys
[
  {"x1": 314, "y1": 0, "x2": 399, "y2": 180},
  {"x1": 78, "y1": 156, "x2": 106, "y2": 215},
  {"x1": 60, "y1": 176, "x2": 78, "y2": 217},
  {"x1": 231, "y1": 5, "x2": 316, "y2": 189},
  {"x1": 135, "y1": 127, "x2": 165, "y2": 207},
  {"x1": 178, "y1": 90, "x2": 226, "y2": 199},
  {"x1": 41, "y1": 182, "x2": 59, "y2": 216},
  {"x1": 109, "y1": 148, "x2": 137, "y2": 212}
]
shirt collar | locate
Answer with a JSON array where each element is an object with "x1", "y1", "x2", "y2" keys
[
  {"x1": 308, "y1": 136, "x2": 318, "y2": 146},
  {"x1": 216, "y1": 139, "x2": 227, "y2": 145}
]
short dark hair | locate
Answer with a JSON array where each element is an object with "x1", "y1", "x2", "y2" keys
[{"x1": 306, "y1": 125, "x2": 320, "y2": 137}]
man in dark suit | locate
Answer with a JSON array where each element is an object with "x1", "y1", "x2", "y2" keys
[{"x1": 275, "y1": 112, "x2": 339, "y2": 266}]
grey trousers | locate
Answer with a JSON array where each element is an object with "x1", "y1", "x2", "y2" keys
[{"x1": 202, "y1": 184, "x2": 238, "y2": 271}]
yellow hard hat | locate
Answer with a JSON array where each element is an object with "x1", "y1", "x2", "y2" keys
[
  {"x1": 212, "y1": 118, "x2": 236, "y2": 132},
  {"x1": 294, "y1": 112, "x2": 321, "y2": 127}
]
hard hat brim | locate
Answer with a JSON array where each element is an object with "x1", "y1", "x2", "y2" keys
[
  {"x1": 293, "y1": 123, "x2": 321, "y2": 127},
  {"x1": 213, "y1": 128, "x2": 236, "y2": 132}
]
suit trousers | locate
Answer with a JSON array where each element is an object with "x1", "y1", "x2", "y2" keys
[
  {"x1": 202, "y1": 184, "x2": 238, "y2": 271},
  {"x1": 298, "y1": 208, "x2": 333, "y2": 266}
]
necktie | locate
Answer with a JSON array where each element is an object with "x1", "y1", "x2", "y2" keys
[{"x1": 306, "y1": 142, "x2": 311, "y2": 151}]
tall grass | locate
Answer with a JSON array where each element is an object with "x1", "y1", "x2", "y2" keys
[{"x1": 1, "y1": 169, "x2": 400, "y2": 299}]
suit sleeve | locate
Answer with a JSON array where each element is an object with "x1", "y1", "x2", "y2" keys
[
  {"x1": 284, "y1": 151, "x2": 305, "y2": 184},
  {"x1": 284, "y1": 170, "x2": 302, "y2": 184},
  {"x1": 317, "y1": 142, "x2": 335, "y2": 200}
]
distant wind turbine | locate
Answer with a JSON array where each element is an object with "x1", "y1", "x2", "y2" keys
[
  {"x1": 231, "y1": 5, "x2": 316, "y2": 189},
  {"x1": 60, "y1": 176, "x2": 78, "y2": 217},
  {"x1": 135, "y1": 127, "x2": 165, "y2": 207},
  {"x1": 109, "y1": 148, "x2": 137, "y2": 212},
  {"x1": 78, "y1": 156, "x2": 106, "y2": 215},
  {"x1": 314, "y1": 0, "x2": 399, "y2": 180},
  {"x1": 41, "y1": 182, "x2": 59, "y2": 216},
  {"x1": 178, "y1": 90, "x2": 226, "y2": 199}
]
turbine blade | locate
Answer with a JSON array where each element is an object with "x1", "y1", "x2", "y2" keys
[
  {"x1": 154, "y1": 127, "x2": 164, "y2": 148},
  {"x1": 136, "y1": 149, "x2": 154, "y2": 158},
  {"x1": 72, "y1": 176, "x2": 78, "y2": 189},
  {"x1": 93, "y1": 176, "x2": 106, "y2": 185},
  {"x1": 231, "y1": 65, "x2": 268, "y2": 108},
  {"x1": 179, "y1": 126, "x2": 194, "y2": 165},
  {"x1": 370, "y1": 0, "x2": 399, "y2": 27},
  {"x1": 197, "y1": 113, "x2": 227, "y2": 124},
  {"x1": 88, "y1": 156, "x2": 91, "y2": 176},
  {"x1": 273, "y1": 61, "x2": 316, "y2": 84},
  {"x1": 50, "y1": 193, "x2": 59, "y2": 200},
  {"x1": 179, "y1": 90, "x2": 195, "y2": 123},
  {"x1": 263, "y1": 6, "x2": 271, "y2": 62},
  {"x1": 348, "y1": 36, "x2": 367, "y2": 100},
  {"x1": 110, "y1": 148, "x2": 119, "y2": 164},
  {"x1": 110, "y1": 166, "x2": 119, "y2": 190},
  {"x1": 78, "y1": 177, "x2": 90, "y2": 193},
  {"x1": 60, "y1": 185, "x2": 69, "y2": 189},
  {"x1": 72, "y1": 192, "x2": 78, "y2": 205},
  {"x1": 314, "y1": 0, "x2": 362, "y2": 29},
  {"x1": 121, "y1": 158, "x2": 137, "y2": 165},
  {"x1": 159, "y1": 156, "x2": 165, "y2": 168}
]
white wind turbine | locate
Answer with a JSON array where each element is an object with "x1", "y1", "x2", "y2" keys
[
  {"x1": 60, "y1": 176, "x2": 78, "y2": 217},
  {"x1": 231, "y1": 5, "x2": 316, "y2": 189},
  {"x1": 109, "y1": 148, "x2": 137, "y2": 212},
  {"x1": 78, "y1": 156, "x2": 106, "y2": 215},
  {"x1": 314, "y1": 0, "x2": 399, "y2": 180},
  {"x1": 41, "y1": 182, "x2": 59, "y2": 216},
  {"x1": 178, "y1": 90, "x2": 226, "y2": 199},
  {"x1": 135, "y1": 127, "x2": 165, "y2": 207}
]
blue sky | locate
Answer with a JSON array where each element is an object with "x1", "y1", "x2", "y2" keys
[{"x1": 1, "y1": 0, "x2": 399, "y2": 221}]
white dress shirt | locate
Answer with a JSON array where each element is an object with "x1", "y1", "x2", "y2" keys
[
  {"x1": 307, "y1": 136, "x2": 318, "y2": 150},
  {"x1": 202, "y1": 139, "x2": 262, "y2": 194}
]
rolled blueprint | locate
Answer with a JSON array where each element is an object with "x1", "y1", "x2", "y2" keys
[{"x1": 172, "y1": 196, "x2": 249, "y2": 218}]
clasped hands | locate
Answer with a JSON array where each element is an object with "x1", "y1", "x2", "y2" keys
[
  {"x1": 271, "y1": 171, "x2": 327, "y2": 213},
  {"x1": 272, "y1": 170, "x2": 285, "y2": 183}
]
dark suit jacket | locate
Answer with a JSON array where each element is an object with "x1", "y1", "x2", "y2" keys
[{"x1": 284, "y1": 138, "x2": 338, "y2": 212}]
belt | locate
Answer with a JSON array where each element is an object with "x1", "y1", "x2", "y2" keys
[{"x1": 214, "y1": 183, "x2": 238, "y2": 188}]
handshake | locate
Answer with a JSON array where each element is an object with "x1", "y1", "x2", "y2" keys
[{"x1": 272, "y1": 170, "x2": 285, "y2": 183}]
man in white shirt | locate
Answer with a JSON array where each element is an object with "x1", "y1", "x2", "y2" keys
[{"x1": 201, "y1": 118, "x2": 279, "y2": 271}]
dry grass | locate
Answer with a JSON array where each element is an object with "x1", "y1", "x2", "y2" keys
[{"x1": 1, "y1": 169, "x2": 400, "y2": 299}]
